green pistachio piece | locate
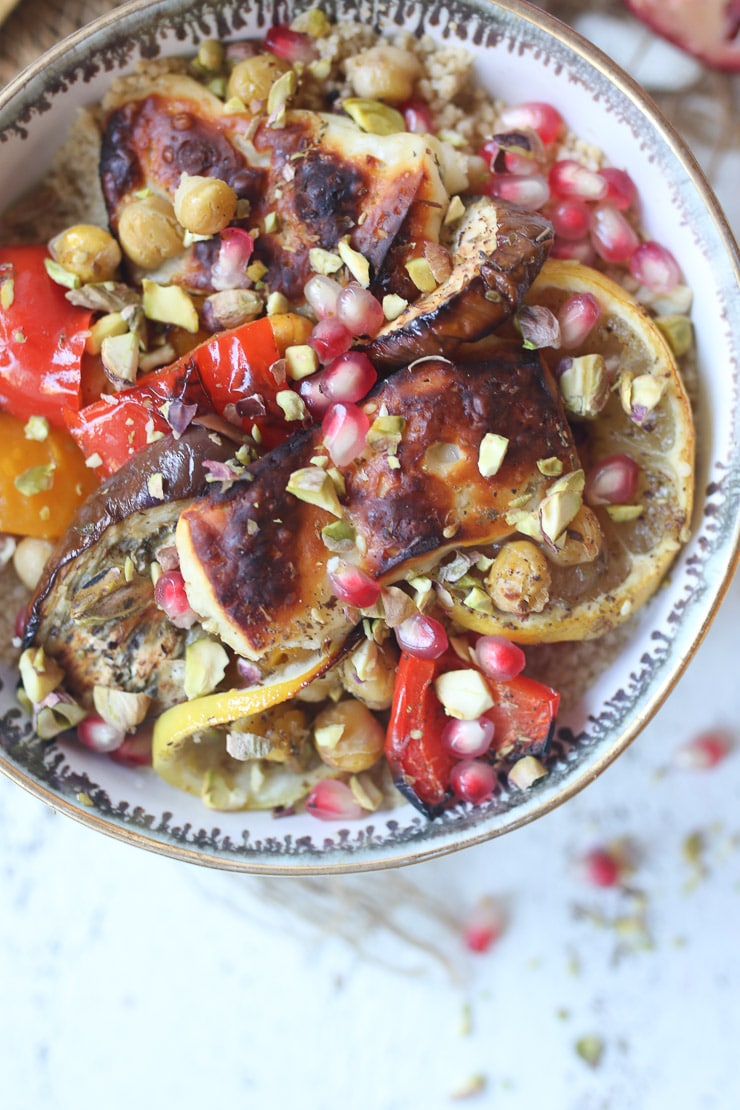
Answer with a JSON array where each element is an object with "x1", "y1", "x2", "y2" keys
[
  {"x1": 337, "y1": 237, "x2": 370, "y2": 287},
  {"x1": 24, "y1": 416, "x2": 50, "y2": 442},
  {"x1": 286, "y1": 467, "x2": 343, "y2": 517},
  {"x1": 559, "y1": 354, "x2": 610, "y2": 418},
  {"x1": 434, "y1": 669, "x2": 495, "y2": 720},
  {"x1": 605, "y1": 503, "x2": 644, "y2": 522},
  {"x1": 19, "y1": 647, "x2": 64, "y2": 705},
  {"x1": 537, "y1": 456, "x2": 563, "y2": 477},
  {"x1": 478, "y1": 432, "x2": 509, "y2": 478},
  {"x1": 184, "y1": 638, "x2": 229, "y2": 700},
  {"x1": 342, "y1": 97, "x2": 405, "y2": 136},
  {"x1": 309, "y1": 247, "x2": 343, "y2": 275},
  {"x1": 276, "y1": 389, "x2": 308, "y2": 422},
  {"x1": 284, "y1": 344, "x2": 319, "y2": 381},
  {"x1": 93, "y1": 686, "x2": 151, "y2": 731},
  {"x1": 142, "y1": 280, "x2": 199, "y2": 333},
  {"x1": 43, "y1": 257, "x2": 81, "y2": 290},
  {"x1": 405, "y1": 256, "x2": 438, "y2": 293},
  {"x1": 655, "y1": 314, "x2": 693, "y2": 358}
]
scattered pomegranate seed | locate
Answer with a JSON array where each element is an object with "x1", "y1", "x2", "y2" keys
[
  {"x1": 550, "y1": 237, "x2": 597, "y2": 265},
  {"x1": 321, "y1": 350, "x2": 378, "y2": 403},
  {"x1": 336, "y1": 282, "x2": 385, "y2": 338},
  {"x1": 321, "y1": 402, "x2": 369, "y2": 467},
  {"x1": 549, "y1": 159, "x2": 608, "y2": 201},
  {"x1": 306, "y1": 778, "x2": 364, "y2": 821},
  {"x1": 599, "y1": 166, "x2": 637, "y2": 211},
  {"x1": 77, "y1": 714, "x2": 126, "y2": 754},
  {"x1": 395, "y1": 612, "x2": 449, "y2": 659},
  {"x1": 473, "y1": 635, "x2": 526, "y2": 681},
  {"x1": 451, "y1": 759, "x2": 497, "y2": 805},
  {"x1": 110, "y1": 727, "x2": 153, "y2": 766},
  {"x1": 478, "y1": 138, "x2": 499, "y2": 168},
  {"x1": 327, "y1": 561, "x2": 381, "y2": 609},
  {"x1": 488, "y1": 173, "x2": 550, "y2": 210},
  {"x1": 264, "y1": 24, "x2": 318, "y2": 64},
  {"x1": 154, "y1": 570, "x2": 197, "y2": 628},
  {"x1": 585, "y1": 454, "x2": 640, "y2": 506},
  {"x1": 575, "y1": 846, "x2": 623, "y2": 887},
  {"x1": 463, "y1": 896, "x2": 505, "y2": 953},
  {"x1": 298, "y1": 373, "x2": 332, "y2": 418},
  {"x1": 400, "y1": 97, "x2": 434, "y2": 134},
  {"x1": 674, "y1": 730, "x2": 733, "y2": 770},
  {"x1": 503, "y1": 150, "x2": 540, "y2": 175},
  {"x1": 309, "y1": 317, "x2": 353, "y2": 364},
  {"x1": 304, "y1": 274, "x2": 342, "y2": 319},
  {"x1": 14, "y1": 603, "x2": 28, "y2": 640},
  {"x1": 629, "y1": 241, "x2": 682, "y2": 294},
  {"x1": 498, "y1": 101, "x2": 564, "y2": 145},
  {"x1": 558, "y1": 292, "x2": 602, "y2": 350},
  {"x1": 590, "y1": 204, "x2": 640, "y2": 263},
  {"x1": 441, "y1": 716, "x2": 495, "y2": 759},
  {"x1": 550, "y1": 198, "x2": 591, "y2": 241}
]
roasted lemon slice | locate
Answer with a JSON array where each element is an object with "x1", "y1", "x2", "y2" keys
[{"x1": 448, "y1": 260, "x2": 695, "y2": 643}]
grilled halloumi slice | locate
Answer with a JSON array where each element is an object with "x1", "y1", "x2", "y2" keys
[{"x1": 176, "y1": 348, "x2": 583, "y2": 663}]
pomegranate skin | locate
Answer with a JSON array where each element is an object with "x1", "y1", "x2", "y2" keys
[{"x1": 624, "y1": 0, "x2": 740, "y2": 73}]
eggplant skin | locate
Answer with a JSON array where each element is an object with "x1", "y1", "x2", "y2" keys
[{"x1": 365, "y1": 198, "x2": 554, "y2": 369}]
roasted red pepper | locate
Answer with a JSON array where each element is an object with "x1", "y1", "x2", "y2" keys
[
  {"x1": 386, "y1": 644, "x2": 559, "y2": 817},
  {"x1": 0, "y1": 245, "x2": 93, "y2": 427}
]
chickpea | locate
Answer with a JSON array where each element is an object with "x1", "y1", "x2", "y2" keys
[
  {"x1": 344, "y1": 45, "x2": 422, "y2": 103},
  {"x1": 227, "y1": 53, "x2": 290, "y2": 106},
  {"x1": 117, "y1": 195, "x2": 184, "y2": 270},
  {"x1": 13, "y1": 537, "x2": 53, "y2": 592},
  {"x1": 487, "y1": 540, "x2": 551, "y2": 615},
  {"x1": 173, "y1": 174, "x2": 238, "y2": 237},
  {"x1": 340, "y1": 639, "x2": 398, "y2": 711},
  {"x1": 49, "y1": 223, "x2": 121, "y2": 284},
  {"x1": 313, "y1": 698, "x2": 385, "y2": 773},
  {"x1": 545, "y1": 507, "x2": 603, "y2": 567}
]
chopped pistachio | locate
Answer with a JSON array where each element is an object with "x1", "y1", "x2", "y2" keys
[
  {"x1": 503, "y1": 507, "x2": 541, "y2": 540},
  {"x1": 0, "y1": 276, "x2": 14, "y2": 309},
  {"x1": 266, "y1": 290, "x2": 290, "y2": 315},
  {"x1": 342, "y1": 97, "x2": 405, "y2": 135},
  {"x1": 463, "y1": 586, "x2": 494, "y2": 614},
  {"x1": 321, "y1": 519, "x2": 356, "y2": 551},
  {"x1": 147, "y1": 472, "x2": 165, "y2": 500},
  {"x1": 142, "y1": 280, "x2": 199, "y2": 332},
  {"x1": 382, "y1": 293, "x2": 408, "y2": 321},
  {"x1": 93, "y1": 686, "x2": 150, "y2": 731},
  {"x1": 223, "y1": 95, "x2": 247, "y2": 114},
  {"x1": 624, "y1": 372, "x2": 666, "y2": 423},
  {"x1": 19, "y1": 646, "x2": 64, "y2": 705},
  {"x1": 314, "y1": 722, "x2": 345, "y2": 751},
  {"x1": 405, "y1": 256, "x2": 437, "y2": 293},
  {"x1": 655, "y1": 313, "x2": 693, "y2": 357},
  {"x1": 539, "y1": 469, "x2": 585, "y2": 545},
  {"x1": 276, "y1": 389, "x2": 307, "y2": 421},
  {"x1": 24, "y1": 416, "x2": 49, "y2": 442},
  {"x1": 76, "y1": 792, "x2": 95, "y2": 808},
  {"x1": 101, "y1": 331, "x2": 139, "y2": 389},
  {"x1": 13, "y1": 329, "x2": 26, "y2": 343},
  {"x1": 605, "y1": 503, "x2": 644, "y2": 522},
  {"x1": 366, "y1": 414, "x2": 405, "y2": 453},
  {"x1": 327, "y1": 467, "x2": 346, "y2": 497},
  {"x1": 387, "y1": 456, "x2": 401, "y2": 470},
  {"x1": 308, "y1": 57, "x2": 332, "y2": 80},
  {"x1": 43, "y1": 257, "x2": 81, "y2": 290},
  {"x1": 337, "y1": 237, "x2": 370, "y2": 287},
  {"x1": 267, "y1": 69, "x2": 297, "y2": 122},
  {"x1": 86, "y1": 311, "x2": 128, "y2": 355},
  {"x1": 537, "y1": 456, "x2": 563, "y2": 477},
  {"x1": 444, "y1": 195, "x2": 466, "y2": 225},
  {"x1": 284, "y1": 344, "x2": 319, "y2": 381},
  {"x1": 85, "y1": 452, "x2": 103, "y2": 469},
  {"x1": 196, "y1": 37, "x2": 224, "y2": 71},
  {"x1": 350, "y1": 772, "x2": 383, "y2": 812},
  {"x1": 263, "y1": 210, "x2": 279, "y2": 234},
  {"x1": 14, "y1": 463, "x2": 55, "y2": 497},
  {"x1": 310, "y1": 454, "x2": 329, "y2": 469},
  {"x1": 478, "y1": 432, "x2": 508, "y2": 478},
  {"x1": 246, "y1": 259, "x2": 269, "y2": 282},
  {"x1": 286, "y1": 466, "x2": 343, "y2": 517},
  {"x1": 184, "y1": 638, "x2": 229, "y2": 700},
  {"x1": 36, "y1": 697, "x2": 87, "y2": 740},
  {"x1": 123, "y1": 556, "x2": 135, "y2": 582},
  {"x1": 509, "y1": 755, "x2": 548, "y2": 789},
  {"x1": 308, "y1": 246, "x2": 343, "y2": 275},
  {"x1": 559, "y1": 354, "x2": 609, "y2": 418},
  {"x1": 301, "y1": 7, "x2": 332, "y2": 37},
  {"x1": 434, "y1": 669, "x2": 494, "y2": 720}
]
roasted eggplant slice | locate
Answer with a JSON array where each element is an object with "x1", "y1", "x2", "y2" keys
[
  {"x1": 364, "y1": 197, "x2": 554, "y2": 369},
  {"x1": 24, "y1": 426, "x2": 238, "y2": 709},
  {"x1": 176, "y1": 347, "x2": 582, "y2": 663}
]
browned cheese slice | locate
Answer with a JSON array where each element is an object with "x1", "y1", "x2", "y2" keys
[{"x1": 176, "y1": 348, "x2": 581, "y2": 663}]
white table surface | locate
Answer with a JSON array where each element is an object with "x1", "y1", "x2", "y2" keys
[{"x1": 2, "y1": 15, "x2": 740, "y2": 1110}]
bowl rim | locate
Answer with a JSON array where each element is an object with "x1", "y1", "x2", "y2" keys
[{"x1": 1, "y1": 0, "x2": 739, "y2": 874}]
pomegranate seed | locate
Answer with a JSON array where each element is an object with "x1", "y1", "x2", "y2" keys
[
  {"x1": 575, "y1": 846, "x2": 623, "y2": 888},
  {"x1": 473, "y1": 635, "x2": 526, "y2": 681},
  {"x1": 14, "y1": 603, "x2": 28, "y2": 639},
  {"x1": 336, "y1": 282, "x2": 385, "y2": 338},
  {"x1": 463, "y1": 896, "x2": 505, "y2": 953},
  {"x1": 321, "y1": 402, "x2": 369, "y2": 467},
  {"x1": 309, "y1": 317, "x2": 353, "y2": 364},
  {"x1": 110, "y1": 727, "x2": 153, "y2": 766},
  {"x1": 674, "y1": 731, "x2": 733, "y2": 770},
  {"x1": 550, "y1": 198, "x2": 591, "y2": 241},
  {"x1": 488, "y1": 173, "x2": 549, "y2": 210},
  {"x1": 328, "y1": 561, "x2": 381, "y2": 609},
  {"x1": 304, "y1": 274, "x2": 342, "y2": 320},
  {"x1": 298, "y1": 373, "x2": 331, "y2": 418},
  {"x1": 478, "y1": 139, "x2": 499, "y2": 168},
  {"x1": 451, "y1": 759, "x2": 497, "y2": 805},
  {"x1": 585, "y1": 454, "x2": 640, "y2": 506},
  {"x1": 549, "y1": 159, "x2": 608, "y2": 201},
  {"x1": 550, "y1": 237, "x2": 596, "y2": 265},
  {"x1": 264, "y1": 24, "x2": 318, "y2": 64},
  {"x1": 441, "y1": 716, "x2": 495, "y2": 759},
  {"x1": 503, "y1": 150, "x2": 540, "y2": 175},
  {"x1": 558, "y1": 293, "x2": 602, "y2": 350},
  {"x1": 154, "y1": 570, "x2": 197, "y2": 628},
  {"x1": 306, "y1": 778, "x2": 364, "y2": 821},
  {"x1": 400, "y1": 97, "x2": 434, "y2": 134},
  {"x1": 321, "y1": 351, "x2": 377, "y2": 403},
  {"x1": 498, "y1": 101, "x2": 564, "y2": 145},
  {"x1": 77, "y1": 714, "x2": 126, "y2": 754},
  {"x1": 395, "y1": 612, "x2": 449, "y2": 659},
  {"x1": 599, "y1": 167, "x2": 636, "y2": 211},
  {"x1": 629, "y1": 241, "x2": 682, "y2": 294},
  {"x1": 590, "y1": 204, "x2": 640, "y2": 263}
]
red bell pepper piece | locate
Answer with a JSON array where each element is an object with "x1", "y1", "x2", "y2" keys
[
  {"x1": 484, "y1": 675, "x2": 560, "y2": 758},
  {"x1": 0, "y1": 245, "x2": 93, "y2": 427}
]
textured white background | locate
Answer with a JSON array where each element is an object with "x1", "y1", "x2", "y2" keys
[{"x1": 2, "y1": 9, "x2": 740, "y2": 1110}]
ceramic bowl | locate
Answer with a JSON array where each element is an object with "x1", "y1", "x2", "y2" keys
[{"x1": 0, "y1": 0, "x2": 738, "y2": 873}]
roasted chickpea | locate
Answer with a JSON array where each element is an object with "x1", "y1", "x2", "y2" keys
[
  {"x1": 487, "y1": 540, "x2": 551, "y2": 615},
  {"x1": 173, "y1": 174, "x2": 238, "y2": 236},
  {"x1": 313, "y1": 698, "x2": 386, "y2": 773},
  {"x1": 344, "y1": 45, "x2": 422, "y2": 103},
  {"x1": 545, "y1": 506, "x2": 603, "y2": 567},
  {"x1": 340, "y1": 639, "x2": 398, "y2": 711},
  {"x1": 117, "y1": 195, "x2": 184, "y2": 270},
  {"x1": 226, "y1": 53, "x2": 290, "y2": 106},
  {"x1": 49, "y1": 223, "x2": 122, "y2": 284}
]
